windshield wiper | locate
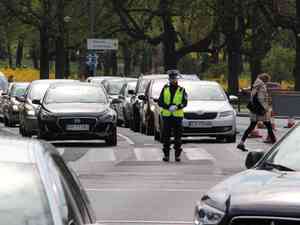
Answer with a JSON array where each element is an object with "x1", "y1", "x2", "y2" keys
[{"x1": 263, "y1": 161, "x2": 295, "y2": 171}]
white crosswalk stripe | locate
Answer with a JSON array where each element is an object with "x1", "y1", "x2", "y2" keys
[{"x1": 59, "y1": 146, "x2": 216, "y2": 163}]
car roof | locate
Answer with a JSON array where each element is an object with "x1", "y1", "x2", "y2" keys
[
  {"x1": 0, "y1": 137, "x2": 42, "y2": 164},
  {"x1": 139, "y1": 74, "x2": 199, "y2": 80},
  {"x1": 31, "y1": 79, "x2": 77, "y2": 84},
  {"x1": 49, "y1": 81, "x2": 101, "y2": 89},
  {"x1": 153, "y1": 79, "x2": 219, "y2": 86}
]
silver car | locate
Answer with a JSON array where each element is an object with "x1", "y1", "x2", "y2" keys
[
  {"x1": 0, "y1": 136, "x2": 97, "y2": 225},
  {"x1": 153, "y1": 80, "x2": 237, "y2": 142}
]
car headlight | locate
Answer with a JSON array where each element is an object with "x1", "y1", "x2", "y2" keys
[
  {"x1": 12, "y1": 105, "x2": 19, "y2": 111},
  {"x1": 99, "y1": 111, "x2": 116, "y2": 122},
  {"x1": 194, "y1": 201, "x2": 225, "y2": 225},
  {"x1": 25, "y1": 104, "x2": 35, "y2": 116},
  {"x1": 219, "y1": 111, "x2": 234, "y2": 117},
  {"x1": 40, "y1": 110, "x2": 55, "y2": 121}
]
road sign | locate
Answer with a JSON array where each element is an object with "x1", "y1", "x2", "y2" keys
[{"x1": 87, "y1": 39, "x2": 118, "y2": 50}]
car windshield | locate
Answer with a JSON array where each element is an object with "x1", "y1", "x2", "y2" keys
[
  {"x1": 107, "y1": 80, "x2": 126, "y2": 95},
  {"x1": 137, "y1": 79, "x2": 151, "y2": 94},
  {"x1": 127, "y1": 81, "x2": 137, "y2": 91},
  {"x1": 45, "y1": 85, "x2": 107, "y2": 104},
  {"x1": 10, "y1": 84, "x2": 28, "y2": 97},
  {"x1": 0, "y1": 162, "x2": 54, "y2": 225},
  {"x1": 28, "y1": 83, "x2": 52, "y2": 100},
  {"x1": 264, "y1": 125, "x2": 300, "y2": 171},
  {"x1": 152, "y1": 81, "x2": 226, "y2": 101}
]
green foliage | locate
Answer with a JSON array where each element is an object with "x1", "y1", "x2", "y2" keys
[
  {"x1": 262, "y1": 45, "x2": 295, "y2": 82},
  {"x1": 203, "y1": 63, "x2": 228, "y2": 79}
]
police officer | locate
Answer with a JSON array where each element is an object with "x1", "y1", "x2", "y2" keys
[{"x1": 158, "y1": 70, "x2": 188, "y2": 162}]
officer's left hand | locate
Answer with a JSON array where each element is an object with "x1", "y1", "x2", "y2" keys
[{"x1": 169, "y1": 105, "x2": 177, "y2": 112}]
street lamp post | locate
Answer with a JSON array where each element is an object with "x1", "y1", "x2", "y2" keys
[{"x1": 64, "y1": 16, "x2": 72, "y2": 78}]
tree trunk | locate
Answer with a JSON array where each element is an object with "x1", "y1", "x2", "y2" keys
[
  {"x1": 111, "y1": 51, "x2": 118, "y2": 75},
  {"x1": 6, "y1": 40, "x2": 12, "y2": 68},
  {"x1": 30, "y1": 43, "x2": 39, "y2": 69},
  {"x1": 65, "y1": 50, "x2": 70, "y2": 78},
  {"x1": 294, "y1": 1, "x2": 300, "y2": 90},
  {"x1": 161, "y1": 0, "x2": 178, "y2": 71},
  {"x1": 40, "y1": 24, "x2": 50, "y2": 79},
  {"x1": 123, "y1": 44, "x2": 131, "y2": 76},
  {"x1": 250, "y1": 57, "x2": 262, "y2": 85},
  {"x1": 15, "y1": 37, "x2": 24, "y2": 68},
  {"x1": 55, "y1": 0, "x2": 65, "y2": 79},
  {"x1": 227, "y1": 30, "x2": 242, "y2": 95},
  {"x1": 55, "y1": 37, "x2": 65, "y2": 79}
]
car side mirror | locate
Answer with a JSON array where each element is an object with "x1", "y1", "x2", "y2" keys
[
  {"x1": 138, "y1": 95, "x2": 146, "y2": 101},
  {"x1": 245, "y1": 150, "x2": 265, "y2": 169},
  {"x1": 128, "y1": 89, "x2": 135, "y2": 95},
  {"x1": 16, "y1": 96, "x2": 25, "y2": 102},
  {"x1": 229, "y1": 95, "x2": 238, "y2": 103},
  {"x1": 32, "y1": 99, "x2": 41, "y2": 105}
]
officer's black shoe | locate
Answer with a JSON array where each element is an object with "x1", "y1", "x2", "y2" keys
[
  {"x1": 175, "y1": 157, "x2": 181, "y2": 162},
  {"x1": 162, "y1": 156, "x2": 169, "y2": 162}
]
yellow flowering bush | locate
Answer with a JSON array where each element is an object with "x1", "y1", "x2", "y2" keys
[{"x1": 0, "y1": 68, "x2": 55, "y2": 82}]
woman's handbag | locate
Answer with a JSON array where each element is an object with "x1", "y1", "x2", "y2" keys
[{"x1": 246, "y1": 93, "x2": 266, "y2": 116}]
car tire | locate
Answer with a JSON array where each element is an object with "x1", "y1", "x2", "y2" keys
[
  {"x1": 106, "y1": 127, "x2": 117, "y2": 146},
  {"x1": 225, "y1": 134, "x2": 236, "y2": 143},
  {"x1": 4, "y1": 116, "x2": 8, "y2": 127},
  {"x1": 123, "y1": 109, "x2": 130, "y2": 128},
  {"x1": 140, "y1": 122, "x2": 146, "y2": 134}
]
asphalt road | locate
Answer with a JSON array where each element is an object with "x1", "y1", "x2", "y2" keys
[{"x1": 0, "y1": 117, "x2": 291, "y2": 225}]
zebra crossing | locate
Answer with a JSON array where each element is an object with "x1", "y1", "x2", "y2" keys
[{"x1": 57, "y1": 146, "x2": 218, "y2": 164}]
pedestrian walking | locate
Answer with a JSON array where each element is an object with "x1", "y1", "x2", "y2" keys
[
  {"x1": 237, "y1": 73, "x2": 276, "y2": 151},
  {"x1": 158, "y1": 70, "x2": 188, "y2": 162}
]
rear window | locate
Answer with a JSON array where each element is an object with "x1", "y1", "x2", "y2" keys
[
  {"x1": 0, "y1": 162, "x2": 54, "y2": 225},
  {"x1": 10, "y1": 84, "x2": 28, "y2": 97}
]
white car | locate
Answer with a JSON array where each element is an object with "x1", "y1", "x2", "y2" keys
[{"x1": 153, "y1": 80, "x2": 237, "y2": 142}]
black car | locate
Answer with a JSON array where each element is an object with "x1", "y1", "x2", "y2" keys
[
  {"x1": 0, "y1": 136, "x2": 96, "y2": 225},
  {"x1": 18, "y1": 79, "x2": 77, "y2": 137},
  {"x1": 36, "y1": 82, "x2": 117, "y2": 145},
  {"x1": 194, "y1": 123, "x2": 300, "y2": 225}
]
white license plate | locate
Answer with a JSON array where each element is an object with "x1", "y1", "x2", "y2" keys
[
  {"x1": 66, "y1": 124, "x2": 90, "y2": 131},
  {"x1": 188, "y1": 121, "x2": 212, "y2": 128}
]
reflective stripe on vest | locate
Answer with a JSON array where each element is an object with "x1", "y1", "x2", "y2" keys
[{"x1": 161, "y1": 86, "x2": 184, "y2": 117}]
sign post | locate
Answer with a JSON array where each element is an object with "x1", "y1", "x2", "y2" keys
[{"x1": 86, "y1": 39, "x2": 118, "y2": 76}]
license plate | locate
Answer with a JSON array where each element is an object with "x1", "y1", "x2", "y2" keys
[
  {"x1": 188, "y1": 121, "x2": 212, "y2": 128},
  {"x1": 66, "y1": 124, "x2": 90, "y2": 131}
]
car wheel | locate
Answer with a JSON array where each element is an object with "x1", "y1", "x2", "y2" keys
[
  {"x1": 140, "y1": 121, "x2": 146, "y2": 134},
  {"x1": 106, "y1": 127, "x2": 117, "y2": 146},
  {"x1": 225, "y1": 134, "x2": 236, "y2": 143}
]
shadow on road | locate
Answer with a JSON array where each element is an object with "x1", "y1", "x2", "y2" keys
[{"x1": 51, "y1": 141, "x2": 107, "y2": 148}]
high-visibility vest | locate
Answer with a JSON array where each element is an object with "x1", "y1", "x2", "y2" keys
[{"x1": 161, "y1": 86, "x2": 184, "y2": 117}]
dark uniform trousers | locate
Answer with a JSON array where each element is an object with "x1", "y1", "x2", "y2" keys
[{"x1": 162, "y1": 116, "x2": 183, "y2": 158}]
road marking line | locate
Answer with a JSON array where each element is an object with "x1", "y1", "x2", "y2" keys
[
  {"x1": 87, "y1": 188, "x2": 202, "y2": 192},
  {"x1": 184, "y1": 148, "x2": 215, "y2": 161},
  {"x1": 134, "y1": 148, "x2": 163, "y2": 161},
  {"x1": 117, "y1": 133, "x2": 135, "y2": 145},
  {"x1": 97, "y1": 220, "x2": 191, "y2": 224}
]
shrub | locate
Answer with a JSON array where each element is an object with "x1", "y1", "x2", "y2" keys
[
  {"x1": 0, "y1": 68, "x2": 55, "y2": 81},
  {"x1": 262, "y1": 45, "x2": 295, "y2": 82}
]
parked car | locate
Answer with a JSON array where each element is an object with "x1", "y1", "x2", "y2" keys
[
  {"x1": 114, "y1": 80, "x2": 137, "y2": 127},
  {"x1": 0, "y1": 136, "x2": 96, "y2": 225},
  {"x1": 18, "y1": 79, "x2": 77, "y2": 137},
  {"x1": 193, "y1": 123, "x2": 300, "y2": 225},
  {"x1": 129, "y1": 74, "x2": 199, "y2": 132},
  {"x1": 0, "y1": 82, "x2": 14, "y2": 120},
  {"x1": 86, "y1": 76, "x2": 120, "y2": 84},
  {"x1": 2, "y1": 82, "x2": 29, "y2": 127},
  {"x1": 0, "y1": 71, "x2": 8, "y2": 93},
  {"x1": 153, "y1": 80, "x2": 236, "y2": 142},
  {"x1": 36, "y1": 82, "x2": 118, "y2": 145}
]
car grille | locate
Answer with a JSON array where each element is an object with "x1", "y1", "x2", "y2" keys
[
  {"x1": 58, "y1": 117, "x2": 97, "y2": 131},
  {"x1": 184, "y1": 112, "x2": 217, "y2": 120},
  {"x1": 183, "y1": 126, "x2": 232, "y2": 133},
  {"x1": 231, "y1": 217, "x2": 300, "y2": 225}
]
